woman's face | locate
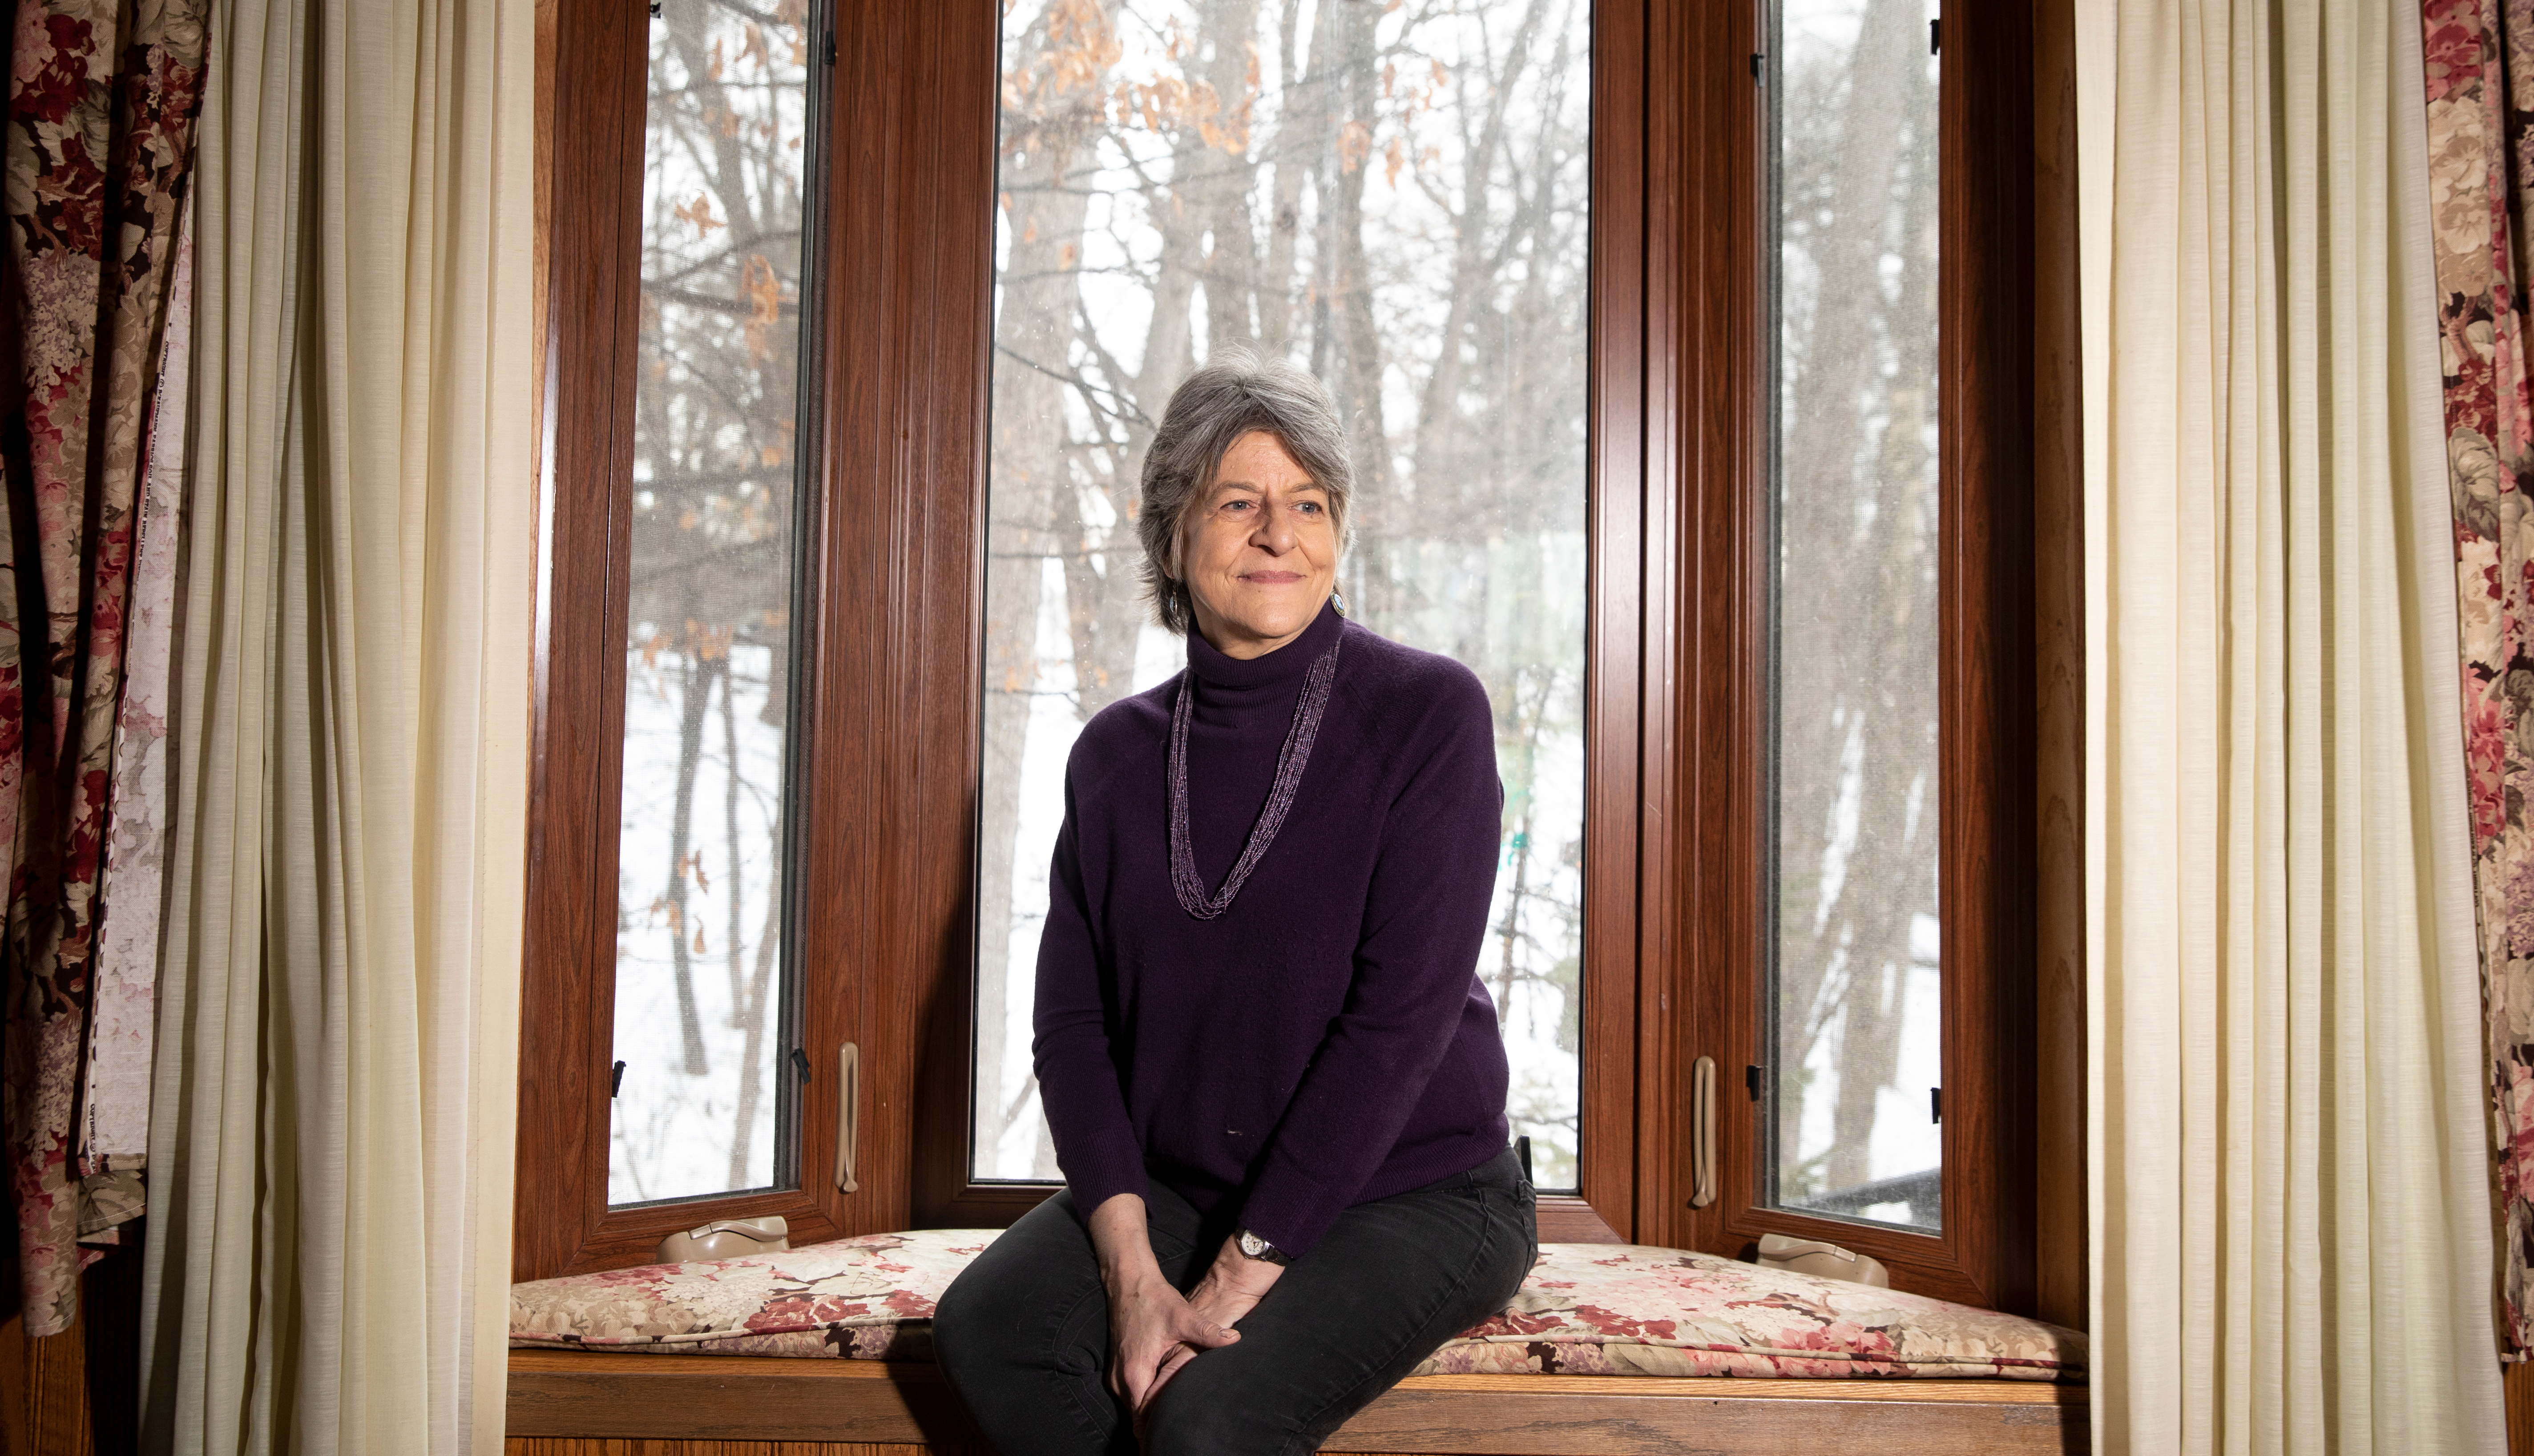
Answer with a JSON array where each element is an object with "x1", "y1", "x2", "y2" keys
[{"x1": 1178, "y1": 430, "x2": 1339, "y2": 660}]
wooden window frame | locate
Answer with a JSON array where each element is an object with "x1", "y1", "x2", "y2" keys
[
  {"x1": 516, "y1": 0, "x2": 2072, "y2": 1325},
  {"x1": 1663, "y1": 0, "x2": 2046, "y2": 1312}
]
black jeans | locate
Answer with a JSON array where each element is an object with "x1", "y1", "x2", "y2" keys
[{"x1": 933, "y1": 1147, "x2": 1536, "y2": 1456}]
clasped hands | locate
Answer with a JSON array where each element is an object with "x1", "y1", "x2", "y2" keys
[{"x1": 1087, "y1": 1193, "x2": 1286, "y2": 1418}]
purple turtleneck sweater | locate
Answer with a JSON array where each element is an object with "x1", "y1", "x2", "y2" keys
[{"x1": 1031, "y1": 601, "x2": 1511, "y2": 1256}]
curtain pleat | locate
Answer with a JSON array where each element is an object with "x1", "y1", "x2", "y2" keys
[
  {"x1": 413, "y1": 0, "x2": 534, "y2": 1441},
  {"x1": 81, "y1": 186, "x2": 196, "y2": 1240},
  {"x1": 2079, "y1": 0, "x2": 2508, "y2": 1451},
  {"x1": 138, "y1": 0, "x2": 532, "y2": 1445}
]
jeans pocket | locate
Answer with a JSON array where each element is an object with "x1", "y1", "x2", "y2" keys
[
  {"x1": 1489, "y1": 1182, "x2": 1540, "y2": 1283},
  {"x1": 1455, "y1": 1183, "x2": 1535, "y2": 1311}
]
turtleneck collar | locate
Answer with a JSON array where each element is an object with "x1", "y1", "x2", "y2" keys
[{"x1": 1184, "y1": 597, "x2": 1344, "y2": 691}]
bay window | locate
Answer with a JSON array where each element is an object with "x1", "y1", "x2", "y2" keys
[{"x1": 517, "y1": 0, "x2": 2058, "y2": 1323}]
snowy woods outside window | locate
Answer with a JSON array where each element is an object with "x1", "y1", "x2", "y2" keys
[
  {"x1": 974, "y1": 0, "x2": 1595, "y2": 1189},
  {"x1": 1764, "y1": 0, "x2": 1945, "y2": 1232},
  {"x1": 609, "y1": 0, "x2": 815, "y2": 1206},
  {"x1": 565, "y1": 0, "x2": 1967, "y2": 1235}
]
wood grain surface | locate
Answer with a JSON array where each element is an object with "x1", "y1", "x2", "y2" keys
[
  {"x1": 2510, "y1": 1360, "x2": 2533, "y2": 1456},
  {"x1": 2029, "y1": 0, "x2": 2088, "y2": 1336},
  {"x1": 507, "y1": 1352, "x2": 2087, "y2": 1455}
]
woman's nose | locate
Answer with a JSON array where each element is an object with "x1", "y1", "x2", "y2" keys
[{"x1": 1250, "y1": 503, "x2": 1298, "y2": 552}]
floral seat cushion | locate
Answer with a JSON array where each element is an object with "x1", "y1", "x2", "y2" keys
[
  {"x1": 509, "y1": 1232, "x2": 2086, "y2": 1380},
  {"x1": 509, "y1": 1230, "x2": 988, "y2": 1360}
]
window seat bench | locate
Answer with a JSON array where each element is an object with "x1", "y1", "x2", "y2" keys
[
  {"x1": 507, "y1": 1231, "x2": 2088, "y2": 1454},
  {"x1": 505, "y1": 1348, "x2": 2088, "y2": 1453}
]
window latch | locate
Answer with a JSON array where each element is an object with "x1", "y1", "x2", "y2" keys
[
  {"x1": 791, "y1": 1046, "x2": 812, "y2": 1085},
  {"x1": 609, "y1": 1060, "x2": 626, "y2": 1098},
  {"x1": 1930, "y1": 1086, "x2": 1943, "y2": 1124},
  {"x1": 1745, "y1": 1064, "x2": 1763, "y2": 1101}
]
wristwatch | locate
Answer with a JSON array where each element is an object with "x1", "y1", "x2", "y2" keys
[{"x1": 1235, "y1": 1227, "x2": 1290, "y2": 1265}]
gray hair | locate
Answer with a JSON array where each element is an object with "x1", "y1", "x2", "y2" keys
[{"x1": 1137, "y1": 347, "x2": 1354, "y2": 635}]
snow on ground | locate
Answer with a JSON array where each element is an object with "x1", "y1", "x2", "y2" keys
[{"x1": 609, "y1": 642, "x2": 788, "y2": 1206}]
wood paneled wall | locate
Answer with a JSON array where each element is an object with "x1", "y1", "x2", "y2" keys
[
  {"x1": 2510, "y1": 1361, "x2": 2534, "y2": 1455},
  {"x1": 0, "y1": 1243, "x2": 142, "y2": 1456}
]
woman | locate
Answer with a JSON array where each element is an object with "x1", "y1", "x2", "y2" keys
[{"x1": 934, "y1": 349, "x2": 1535, "y2": 1455}]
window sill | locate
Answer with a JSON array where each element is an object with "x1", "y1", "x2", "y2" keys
[{"x1": 505, "y1": 1350, "x2": 2088, "y2": 1453}]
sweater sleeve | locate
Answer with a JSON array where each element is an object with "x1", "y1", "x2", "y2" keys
[
  {"x1": 1030, "y1": 770, "x2": 1150, "y2": 1215},
  {"x1": 1235, "y1": 669, "x2": 1503, "y2": 1256}
]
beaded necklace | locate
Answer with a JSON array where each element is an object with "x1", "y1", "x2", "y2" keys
[{"x1": 1166, "y1": 633, "x2": 1342, "y2": 920}]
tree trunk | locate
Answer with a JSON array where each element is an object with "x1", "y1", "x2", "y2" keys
[
  {"x1": 1311, "y1": 0, "x2": 1393, "y2": 633},
  {"x1": 1410, "y1": 0, "x2": 1549, "y2": 508},
  {"x1": 1063, "y1": 0, "x2": 1265, "y2": 722},
  {"x1": 1258, "y1": 1, "x2": 1311, "y2": 354},
  {"x1": 975, "y1": 0, "x2": 1118, "y2": 1172},
  {"x1": 1326, "y1": 0, "x2": 1389, "y2": 503},
  {"x1": 1771, "y1": 0, "x2": 1938, "y2": 1192},
  {"x1": 665, "y1": 647, "x2": 717, "y2": 1078},
  {"x1": 1199, "y1": 0, "x2": 1265, "y2": 354},
  {"x1": 666, "y1": 1, "x2": 765, "y2": 242},
  {"x1": 727, "y1": 797, "x2": 784, "y2": 1190},
  {"x1": 1818, "y1": 69, "x2": 1941, "y2": 1193}
]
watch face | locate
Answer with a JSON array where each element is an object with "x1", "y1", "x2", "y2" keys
[{"x1": 1238, "y1": 1230, "x2": 1267, "y2": 1258}]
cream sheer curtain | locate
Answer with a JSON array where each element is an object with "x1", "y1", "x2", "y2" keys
[
  {"x1": 2078, "y1": 2, "x2": 2506, "y2": 1452},
  {"x1": 136, "y1": 0, "x2": 535, "y2": 1448}
]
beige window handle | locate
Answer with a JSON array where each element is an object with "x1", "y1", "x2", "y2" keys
[
  {"x1": 1690, "y1": 1055, "x2": 1717, "y2": 1208},
  {"x1": 835, "y1": 1042, "x2": 860, "y2": 1194}
]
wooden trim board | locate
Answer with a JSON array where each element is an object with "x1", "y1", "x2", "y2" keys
[{"x1": 507, "y1": 1351, "x2": 2088, "y2": 1455}]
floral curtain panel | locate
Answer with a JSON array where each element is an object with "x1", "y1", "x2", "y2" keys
[
  {"x1": 2423, "y1": 0, "x2": 2534, "y2": 1359},
  {"x1": 2, "y1": 0, "x2": 206, "y2": 1335}
]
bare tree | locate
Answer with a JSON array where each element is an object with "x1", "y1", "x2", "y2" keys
[
  {"x1": 976, "y1": 0, "x2": 1599, "y2": 1187},
  {"x1": 1768, "y1": 0, "x2": 1942, "y2": 1204},
  {"x1": 976, "y1": 0, "x2": 1125, "y2": 1179},
  {"x1": 610, "y1": 0, "x2": 818, "y2": 1199}
]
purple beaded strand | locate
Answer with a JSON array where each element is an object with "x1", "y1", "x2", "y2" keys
[{"x1": 1167, "y1": 636, "x2": 1342, "y2": 920}]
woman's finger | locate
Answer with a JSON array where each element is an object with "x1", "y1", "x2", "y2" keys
[
  {"x1": 1140, "y1": 1343, "x2": 1198, "y2": 1411},
  {"x1": 1132, "y1": 1308, "x2": 1239, "y2": 1413},
  {"x1": 1186, "y1": 1287, "x2": 1261, "y2": 1336},
  {"x1": 1172, "y1": 1307, "x2": 1241, "y2": 1349},
  {"x1": 1117, "y1": 1337, "x2": 1166, "y2": 1409}
]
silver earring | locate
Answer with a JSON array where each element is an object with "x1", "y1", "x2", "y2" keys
[{"x1": 1330, "y1": 588, "x2": 1348, "y2": 618}]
